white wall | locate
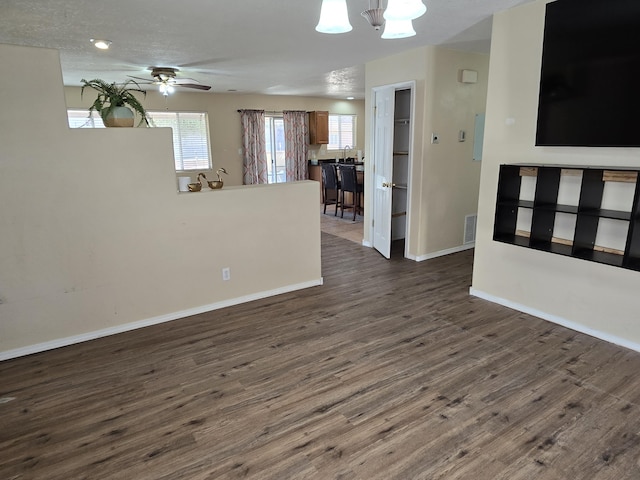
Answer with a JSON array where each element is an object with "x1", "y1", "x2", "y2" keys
[
  {"x1": 0, "y1": 44, "x2": 322, "y2": 359},
  {"x1": 471, "y1": 0, "x2": 640, "y2": 351},
  {"x1": 364, "y1": 46, "x2": 489, "y2": 259}
]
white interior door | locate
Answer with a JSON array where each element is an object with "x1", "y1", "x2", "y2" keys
[{"x1": 372, "y1": 86, "x2": 395, "y2": 259}]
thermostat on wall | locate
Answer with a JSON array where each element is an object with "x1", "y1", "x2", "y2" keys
[{"x1": 460, "y1": 69, "x2": 478, "y2": 84}]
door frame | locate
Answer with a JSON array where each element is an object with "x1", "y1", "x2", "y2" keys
[{"x1": 369, "y1": 80, "x2": 416, "y2": 259}]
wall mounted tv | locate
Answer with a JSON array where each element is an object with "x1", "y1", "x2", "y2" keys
[{"x1": 535, "y1": 0, "x2": 640, "y2": 147}]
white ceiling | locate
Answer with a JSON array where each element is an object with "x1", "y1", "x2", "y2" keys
[{"x1": 0, "y1": 0, "x2": 533, "y2": 99}]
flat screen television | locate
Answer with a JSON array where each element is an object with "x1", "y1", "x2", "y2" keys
[{"x1": 535, "y1": 0, "x2": 640, "y2": 147}]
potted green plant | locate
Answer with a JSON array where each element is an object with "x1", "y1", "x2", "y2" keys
[{"x1": 80, "y1": 78, "x2": 149, "y2": 127}]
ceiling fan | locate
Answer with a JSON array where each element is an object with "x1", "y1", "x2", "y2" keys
[{"x1": 129, "y1": 67, "x2": 211, "y2": 95}]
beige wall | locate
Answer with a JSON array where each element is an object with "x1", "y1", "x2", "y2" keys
[
  {"x1": 0, "y1": 44, "x2": 322, "y2": 359},
  {"x1": 364, "y1": 46, "x2": 489, "y2": 259},
  {"x1": 65, "y1": 87, "x2": 365, "y2": 187},
  {"x1": 471, "y1": 0, "x2": 640, "y2": 350}
]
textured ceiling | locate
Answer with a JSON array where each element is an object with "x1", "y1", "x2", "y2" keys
[{"x1": 0, "y1": 0, "x2": 534, "y2": 99}]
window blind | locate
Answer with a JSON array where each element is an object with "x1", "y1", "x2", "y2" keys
[
  {"x1": 328, "y1": 114, "x2": 355, "y2": 150},
  {"x1": 149, "y1": 111, "x2": 211, "y2": 171}
]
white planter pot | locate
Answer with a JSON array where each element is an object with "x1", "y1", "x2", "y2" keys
[{"x1": 103, "y1": 106, "x2": 134, "y2": 127}]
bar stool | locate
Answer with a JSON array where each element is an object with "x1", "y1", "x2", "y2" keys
[
  {"x1": 321, "y1": 163, "x2": 340, "y2": 215},
  {"x1": 338, "y1": 165, "x2": 363, "y2": 221}
]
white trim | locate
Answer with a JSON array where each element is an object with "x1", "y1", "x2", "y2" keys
[
  {"x1": 469, "y1": 287, "x2": 640, "y2": 354},
  {"x1": 0, "y1": 278, "x2": 324, "y2": 362},
  {"x1": 369, "y1": 80, "x2": 416, "y2": 260},
  {"x1": 361, "y1": 242, "x2": 474, "y2": 262},
  {"x1": 415, "y1": 243, "x2": 475, "y2": 262}
]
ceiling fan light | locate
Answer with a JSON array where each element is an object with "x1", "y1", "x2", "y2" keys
[
  {"x1": 383, "y1": 0, "x2": 427, "y2": 21},
  {"x1": 159, "y1": 83, "x2": 175, "y2": 96},
  {"x1": 381, "y1": 19, "x2": 416, "y2": 39},
  {"x1": 316, "y1": 0, "x2": 352, "y2": 34}
]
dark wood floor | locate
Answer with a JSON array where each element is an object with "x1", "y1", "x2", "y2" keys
[{"x1": 3, "y1": 233, "x2": 640, "y2": 479}]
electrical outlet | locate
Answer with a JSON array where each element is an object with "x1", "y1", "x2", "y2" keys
[{"x1": 222, "y1": 267, "x2": 231, "y2": 281}]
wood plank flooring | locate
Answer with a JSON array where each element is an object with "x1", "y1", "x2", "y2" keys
[{"x1": 3, "y1": 232, "x2": 640, "y2": 479}]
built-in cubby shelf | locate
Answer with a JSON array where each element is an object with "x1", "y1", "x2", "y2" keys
[{"x1": 494, "y1": 164, "x2": 640, "y2": 271}]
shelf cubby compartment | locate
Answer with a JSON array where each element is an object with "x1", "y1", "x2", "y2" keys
[
  {"x1": 529, "y1": 167, "x2": 561, "y2": 245},
  {"x1": 493, "y1": 163, "x2": 640, "y2": 272},
  {"x1": 494, "y1": 232, "x2": 530, "y2": 247},
  {"x1": 493, "y1": 165, "x2": 524, "y2": 240},
  {"x1": 622, "y1": 181, "x2": 640, "y2": 270}
]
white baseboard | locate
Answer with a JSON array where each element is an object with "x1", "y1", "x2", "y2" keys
[
  {"x1": 415, "y1": 243, "x2": 475, "y2": 262},
  {"x1": 469, "y1": 287, "x2": 640, "y2": 354},
  {"x1": 359, "y1": 241, "x2": 473, "y2": 262},
  {"x1": 0, "y1": 278, "x2": 324, "y2": 362}
]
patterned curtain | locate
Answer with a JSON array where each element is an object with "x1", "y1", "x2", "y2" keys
[
  {"x1": 283, "y1": 110, "x2": 308, "y2": 182},
  {"x1": 240, "y1": 109, "x2": 268, "y2": 185}
]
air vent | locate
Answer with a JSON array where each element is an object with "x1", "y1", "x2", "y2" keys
[{"x1": 464, "y1": 214, "x2": 477, "y2": 244}]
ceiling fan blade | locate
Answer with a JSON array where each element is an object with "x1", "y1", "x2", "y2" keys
[
  {"x1": 177, "y1": 83, "x2": 212, "y2": 91},
  {"x1": 171, "y1": 78, "x2": 199, "y2": 85},
  {"x1": 127, "y1": 75, "x2": 157, "y2": 84}
]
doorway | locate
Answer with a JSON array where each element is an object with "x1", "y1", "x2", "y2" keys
[
  {"x1": 371, "y1": 82, "x2": 415, "y2": 259},
  {"x1": 264, "y1": 115, "x2": 285, "y2": 183}
]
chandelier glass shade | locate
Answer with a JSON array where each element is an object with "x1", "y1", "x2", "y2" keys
[
  {"x1": 381, "y1": 19, "x2": 416, "y2": 39},
  {"x1": 315, "y1": 0, "x2": 353, "y2": 34},
  {"x1": 383, "y1": 0, "x2": 427, "y2": 21}
]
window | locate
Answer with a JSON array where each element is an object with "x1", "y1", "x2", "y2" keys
[
  {"x1": 264, "y1": 115, "x2": 286, "y2": 184},
  {"x1": 67, "y1": 109, "x2": 212, "y2": 172},
  {"x1": 328, "y1": 114, "x2": 356, "y2": 150},
  {"x1": 68, "y1": 109, "x2": 104, "y2": 128},
  {"x1": 149, "y1": 112, "x2": 211, "y2": 171}
]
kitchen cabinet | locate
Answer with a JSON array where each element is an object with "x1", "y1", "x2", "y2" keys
[
  {"x1": 309, "y1": 111, "x2": 329, "y2": 144},
  {"x1": 308, "y1": 163, "x2": 323, "y2": 203}
]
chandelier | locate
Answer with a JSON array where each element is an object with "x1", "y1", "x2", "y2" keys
[{"x1": 316, "y1": 0, "x2": 427, "y2": 39}]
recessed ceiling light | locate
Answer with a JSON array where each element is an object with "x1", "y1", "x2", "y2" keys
[
  {"x1": 347, "y1": 96, "x2": 355, "y2": 100},
  {"x1": 90, "y1": 38, "x2": 112, "y2": 50}
]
